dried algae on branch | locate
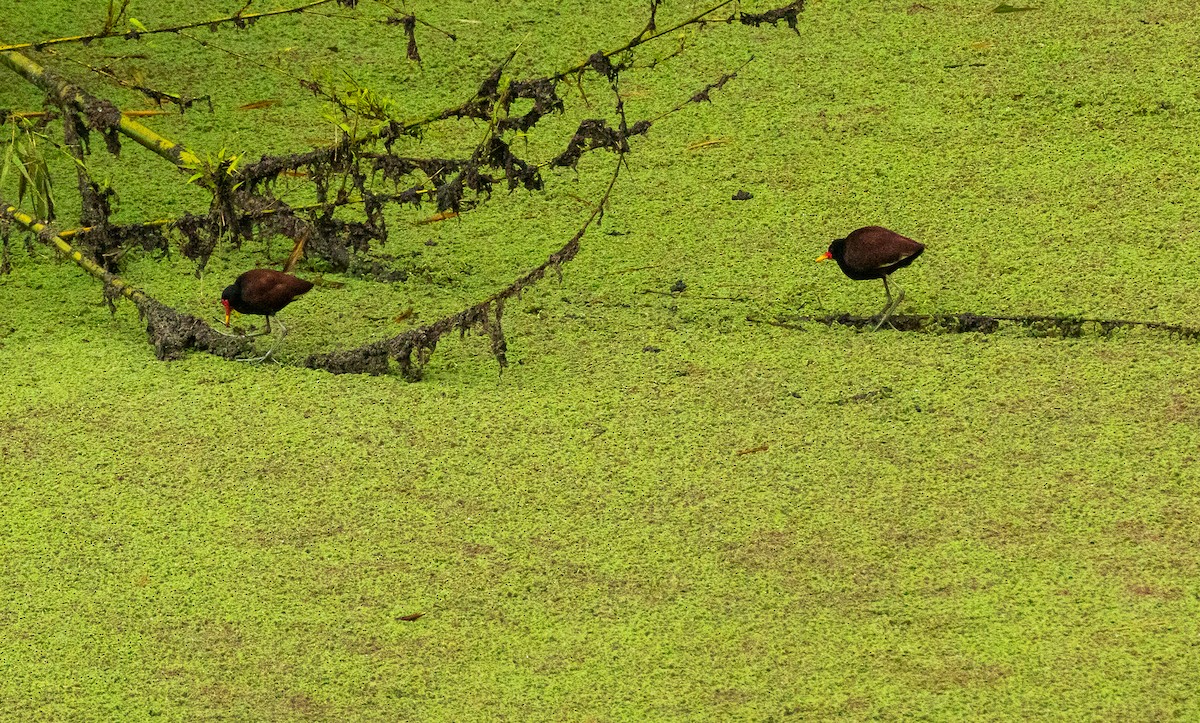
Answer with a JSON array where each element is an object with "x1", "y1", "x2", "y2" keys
[
  {"x1": 749, "y1": 313, "x2": 1200, "y2": 340},
  {"x1": 305, "y1": 156, "x2": 625, "y2": 379}
]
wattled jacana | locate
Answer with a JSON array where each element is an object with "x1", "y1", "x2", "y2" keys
[
  {"x1": 816, "y1": 226, "x2": 924, "y2": 330},
  {"x1": 220, "y1": 268, "x2": 313, "y2": 338}
]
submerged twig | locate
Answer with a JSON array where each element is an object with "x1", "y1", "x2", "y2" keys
[{"x1": 749, "y1": 312, "x2": 1200, "y2": 340}]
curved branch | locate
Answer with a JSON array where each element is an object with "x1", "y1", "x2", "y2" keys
[{"x1": 305, "y1": 155, "x2": 625, "y2": 378}]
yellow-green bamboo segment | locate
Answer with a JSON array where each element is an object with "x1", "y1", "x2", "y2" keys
[
  {"x1": 57, "y1": 219, "x2": 174, "y2": 240},
  {"x1": 0, "y1": 48, "x2": 202, "y2": 169},
  {"x1": 4, "y1": 200, "x2": 257, "y2": 361},
  {"x1": 2, "y1": 200, "x2": 147, "y2": 304}
]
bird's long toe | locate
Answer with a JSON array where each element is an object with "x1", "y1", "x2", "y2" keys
[{"x1": 236, "y1": 349, "x2": 278, "y2": 364}]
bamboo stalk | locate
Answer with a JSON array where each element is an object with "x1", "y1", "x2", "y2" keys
[
  {"x1": 3, "y1": 198, "x2": 256, "y2": 362},
  {"x1": 0, "y1": 49, "x2": 202, "y2": 169},
  {"x1": 2, "y1": 200, "x2": 147, "y2": 303},
  {"x1": 57, "y1": 219, "x2": 174, "y2": 239}
]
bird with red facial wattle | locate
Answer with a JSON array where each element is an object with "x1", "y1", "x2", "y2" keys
[
  {"x1": 816, "y1": 226, "x2": 924, "y2": 330},
  {"x1": 220, "y1": 269, "x2": 313, "y2": 338}
]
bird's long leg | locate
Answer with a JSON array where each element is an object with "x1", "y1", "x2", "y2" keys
[
  {"x1": 238, "y1": 337, "x2": 282, "y2": 363},
  {"x1": 237, "y1": 317, "x2": 286, "y2": 364},
  {"x1": 892, "y1": 281, "x2": 905, "y2": 313},
  {"x1": 873, "y1": 277, "x2": 907, "y2": 331},
  {"x1": 871, "y1": 276, "x2": 895, "y2": 331},
  {"x1": 241, "y1": 316, "x2": 275, "y2": 340},
  {"x1": 237, "y1": 350, "x2": 280, "y2": 363},
  {"x1": 235, "y1": 314, "x2": 271, "y2": 338},
  {"x1": 261, "y1": 317, "x2": 287, "y2": 361},
  {"x1": 239, "y1": 317, "x2": 271, "y2": 338}
]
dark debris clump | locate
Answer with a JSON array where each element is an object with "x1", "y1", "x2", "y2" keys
[
  {"x1": 740, "y1": 0, "x2": 806, "y2": 32},
  {"x1": 133, "y1": 294, "x2": 252, "y2": 360},
  {"x1": 82, "y1": 97, "x2": 124, "y2": 155},
  {"x1": 552, "y1": 119, "x2": 632, "y2": 168}
]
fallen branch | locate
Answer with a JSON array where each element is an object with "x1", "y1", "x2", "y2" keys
[
  {"x1": 1, "y1": 198, "x2": 253, "y2": 360},
  {"x1": 44, "y1": 48, "x2": 213, "y2": 113},
  {"x1": 748, "y1": 312, "x2": 1200, "y2": 340}
]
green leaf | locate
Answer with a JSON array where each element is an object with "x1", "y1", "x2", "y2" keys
[
  {"x1": 128, "y1": 17, "x2": 149, "y2": 31},
  {"x1": 993, "y1": 4, "x2": 1037, "y2": 12},
  {"x1": 0, "y1": 134, "x2": 14, "y2": 192},
  {"x1": 12, "y1": 151, "x2": 33, "y2": 202}
]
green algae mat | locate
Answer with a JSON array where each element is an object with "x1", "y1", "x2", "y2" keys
[{"x1": 4, "y1": 1, "x2": 1200, "y2": 719}]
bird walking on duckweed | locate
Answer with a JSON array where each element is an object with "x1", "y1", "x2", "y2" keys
[
  {"x1": 220, "y1": 268, "x2": 313, "y2": 361},
  {"x1": 817, "y1": 226, "x2": 924, "y2": 331}
]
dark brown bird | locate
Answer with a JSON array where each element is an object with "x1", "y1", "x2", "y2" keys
[
  {"x1": 220, "y1": 269, "x2": 313, "y2": 337},
  {"x1": 816, "y1": 226, "x2": 924, "y2": 330}
]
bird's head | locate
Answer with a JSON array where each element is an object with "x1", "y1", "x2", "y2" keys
[
  {"x1": 815, "y1": 238, "x2": 846, "y2": 264},
  {"x1": 220, "y1": 285, "x2": 237, "y2": 327}
]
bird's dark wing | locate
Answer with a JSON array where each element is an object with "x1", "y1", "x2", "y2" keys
[
  {"x1": 265, "y1": 274, "x2": 314, "y2": 298},
  {"x1": 843, "y1": 228, "x2": 924, "y2": 270}
]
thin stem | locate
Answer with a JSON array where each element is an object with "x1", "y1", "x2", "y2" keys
[{"x1": 0, "y1": 0, "x2": 339, "y2": 53}]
